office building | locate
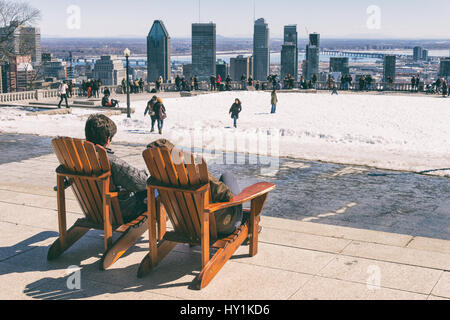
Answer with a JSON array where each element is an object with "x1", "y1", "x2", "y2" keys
[
  {"x1": 303, "y1": 33, "x2": 320, "y2": 81},
  {"x1": 440, "y1": 58, "x2": 450, "y2": 78},
  {"x1": 183, "y1": 64, "x2": 192, "y2": 79},
  {"x1": 92, "y1": 55, "x2": 126, "y2": 86},
  {"x1": 413, "y1": 46, "x2": 423, "y2": 61},
  {"x1": 40, "y1": 53, "x2": 67, "y2": 80},
  {"x1": 230, "y1": 55, "x2": 253, "y2": 81},
  {"x1": 192, "y1": 23, "x2": 216, "y2": 81},
  {"x1": 422, "y1": 49, "x2": 429, "y2": 61},
  {"x1": 216, "y1": 59, "x2": 228, "y2": 80},
  {"x1": 253, "y1": 18, "x2": 270, "y2": 81},
  {"x1": 281, "y1": 25, "x2": 298, "y2": 80},
  {"x1": 0, "y1": 21, "x2": 41, "y2": 66},
  {"x1": 383, "y1": 55, "x2": 396, "y2": 82},
  {"x1": 309, "y1": 33, "x2": 320, "y2": 47},
  {"x1": 329, "y1": 57, "x2": 349, "y2": 75},
  {"x1": 3, "y1": 55, "x2": 35, "y2": 92},
  {"x1": 147, "y1": 20, "x2": 171, "y2": 83}
]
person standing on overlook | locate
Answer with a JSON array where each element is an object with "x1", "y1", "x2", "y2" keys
[
  {"x1": 57, "y1": 80, "x2": 69, "y2": 109},
  {"x1": 271, "y1": 90, "x2": 278, "y2": 114},
  {"x1": 229, "y1": 98, "x2": 242, "y2": 128}
]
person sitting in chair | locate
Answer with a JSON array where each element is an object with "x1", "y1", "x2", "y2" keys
[
  {"x1": 85, "y1": 114, "x2": 148, "y2": 223},
  {"x1": 146, "y1": 139, "x2": 244, "y2": 237},
  {"x1": 85, "y1": 114, "x2": 246, "y2": 235},
  {"x1": 101, "y1": 93, "x2": 119, "y2": 108}
]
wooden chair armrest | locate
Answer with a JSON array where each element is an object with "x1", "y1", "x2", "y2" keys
[
  {"x1": 205, "y1": 182, "x2": 276, "y2": 214},
  {"x1": 106, "y1": 192, "x2": 119, "y2": 199},
  {"x1": 53, "y1": 178, "x2": 73, "y2": 191}
]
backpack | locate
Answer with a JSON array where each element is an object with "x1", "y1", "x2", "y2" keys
[{"x1": 159, "y1": 105, "x2": 167, "y2": 120}]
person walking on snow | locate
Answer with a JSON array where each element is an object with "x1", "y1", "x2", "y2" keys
[
  {"x1": 153, "y1": 97, "x2": 167, "y2": 135},
  {"x1": 271, "y1": 90, "x2": 278, "y2": 114},
  {"x1": 144, "y1": 96, "x2": 158, "y2": 132},
  {"x1": 57, "y1": 80, "x2": 69, "y2": 109},
  {"x1": 229, "y1": 98, "x2": 242, "y2": 128}
]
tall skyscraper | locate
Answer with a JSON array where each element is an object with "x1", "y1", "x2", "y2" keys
[
  {"x1": 253, "y1": 18, "x2": 270, "y2": 81},
  {"x1": 230, "y1": 55, "x2": 253, "y2": 81},
  {"x1": 304, "y1": 33, "x2": 320, "y2": 81},
  {"x1": 281, "y1": 25, "x2": 298, "y2": 80},
  {"x1": 192, "y1": 23, "x2": 216, "y2": 81},
  {"x1": 422, "y1": 49, "x2": 429, "y2": 61},
  {"x1": 309, "y1": 33, "x2": 320, "y2": 47},
  {"x1": 0, "y1": 21, "x2": 41, "y2": 66},
  {"x1": 147, "y1": 20, "x2": 171, "y2": 83},
  {"x1": 413, "y1": 46, "x2": 423, "y2": 61},
  {"x1": 329, "y1": 57, "x2": 349, "y2": 75},
  {"x1": 439, "y1": 58, "x2": 450, "y2": 78},
  {"x1": 383, "y1": 55, "x2": 396, "y2": 82}
]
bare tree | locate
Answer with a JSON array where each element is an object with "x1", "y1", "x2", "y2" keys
[{"x1": 0, "y1": 0, "x2": 40, "y2": 62}]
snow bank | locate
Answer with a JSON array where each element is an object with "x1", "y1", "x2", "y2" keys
[{"x1": 0, "y1": 92, "x2": 449, "y2": 174}]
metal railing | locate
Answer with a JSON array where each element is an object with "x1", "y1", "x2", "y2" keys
[{"x1": 0, "y1": 81, "x2": 436, "y2": 105}]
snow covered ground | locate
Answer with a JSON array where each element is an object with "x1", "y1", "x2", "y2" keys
[{"x1": 0, "y1": 91, "x2": 449, "y2": 175}]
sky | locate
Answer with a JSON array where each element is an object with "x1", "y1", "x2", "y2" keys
[{"x1": 26, "y1": 0, "x2": 450, "y2": 39}]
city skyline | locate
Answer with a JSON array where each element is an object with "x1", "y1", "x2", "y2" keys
[{"x1": 27, "y1": 0, "x2": 450, "y2": 39}]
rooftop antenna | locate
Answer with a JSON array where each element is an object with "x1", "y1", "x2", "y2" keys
[
  {"x1": 253, "y1": 0, "x2": 256, "y2": 22},
  {"x1": 305, "y1": 27, "x2": 310, "y2": 44}
]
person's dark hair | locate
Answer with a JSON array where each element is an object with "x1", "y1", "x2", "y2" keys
[
  {"x1": 85, "y1": 114, "x2": 117, "y2": 147},
  {"x1": 235, "y1": 98, "x2": 241, "y2": 105}
]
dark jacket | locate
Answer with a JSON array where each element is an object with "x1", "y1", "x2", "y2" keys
[
  {"x1": 144, "y1": 99, "x2": 157, "y2": 118},
  {"x1": 101, "y1": 96, "x2": 110, "y2": 107},
  {"x1": 229, "y1": 103, "x2": 242, "y2": 119},
  {"x1": 107, "y1": 149, "x2": 148, "y2": 223}
]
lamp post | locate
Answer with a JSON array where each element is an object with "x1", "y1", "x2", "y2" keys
[{"x1": 124, "y1": 48, "x2": 131, "y2": 118}]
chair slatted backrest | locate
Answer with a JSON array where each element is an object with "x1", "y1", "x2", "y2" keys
[
  {"x1": 52, "y1": 137, "x2": 124, "y2": 227},
  {"x1": 143, "y1": 147, "x2": 210, "y2": 241}
]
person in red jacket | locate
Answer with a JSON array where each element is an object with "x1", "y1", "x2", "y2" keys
[{"x1": 216, "y1": 75, "x2": 222, "y2": 91}]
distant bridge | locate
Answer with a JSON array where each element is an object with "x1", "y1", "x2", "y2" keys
[
  {"x1": 321, "y1": 50, "x2": 387, "y2": 59},
  {"x1": 321, "y1": 50, "x2": 442, "y2": 62}
]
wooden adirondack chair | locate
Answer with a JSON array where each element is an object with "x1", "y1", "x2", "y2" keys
[
  {"x1": 48, "y1": 137, "x2": 160, "y2": 270},
  {"x1": 137, "y1": 147, "x2": 276, "y2": 290}
]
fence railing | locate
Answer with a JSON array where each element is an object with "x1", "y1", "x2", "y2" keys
[{"x1": 0, "y1": 81, "x2": 436, "y2": 105}]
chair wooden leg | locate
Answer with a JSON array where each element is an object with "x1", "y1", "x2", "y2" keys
[
  {"x1": 47, "y1": 224, "x2": 90, "y2": 260},
  {"x1": 249, "y1": 195, "x2": 268, "y2": 257},
  {"x1": 100, "y1": 218, "x2": 149, "y2": 270},
  {"x1": 102, "y1": 179, "x2": 113, "y2": 251},
  {"x1": 194, "y1": 225, "x2": 249, "y2": 290},
  {"x1": 201, "y1": 210, "x2": 210, "y2": 269},
  {"x1": 137, "y1": 240, "x2": 177, "y2": 278}
]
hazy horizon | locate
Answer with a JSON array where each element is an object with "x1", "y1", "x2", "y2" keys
[{"x1": 27, "y1": 0, "x2": 450, "y2": 39}]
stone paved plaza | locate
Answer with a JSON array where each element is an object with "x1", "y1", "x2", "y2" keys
[{"x1": 0, "y1": 142, "x2": 448, "y2": 300}]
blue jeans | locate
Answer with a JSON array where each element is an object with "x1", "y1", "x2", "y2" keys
[
  {"x1": 271, "y1": 104, "x2": 277, "y2": 114},
  {"x1": 233, "y1": 115, "x2": 237, "y2": 128},
  {"x1": 58, "y1": 94, "x2": 69, "y2": 108},
  {"x1": 152, "y1": 118, "x2": 164, "y2": 131}
]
